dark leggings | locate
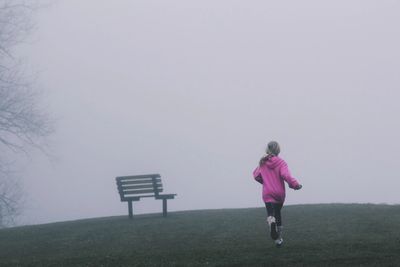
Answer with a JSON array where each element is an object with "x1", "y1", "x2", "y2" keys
[{"x1": 265, "y1": 202, "x2": 283, "y2": 226}]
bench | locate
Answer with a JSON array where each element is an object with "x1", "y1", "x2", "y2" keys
[{"x1": 116, "y1": 174, "x2": 176, "y2": 218}]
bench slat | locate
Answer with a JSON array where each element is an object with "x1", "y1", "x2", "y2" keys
[
  {"x1": 122, "y1": 189, "x2": 158, "y2": 195},
  {"x1": 120, "y1": 187, "x2": 163, "y2": 194},
  {"x1": 118, "y1": 178, "x2": 158, "y2": 183},
  {"x1": 123, "y1": 195, "x2": 156, "y2": 200},
  {"x1": 116, "y1": 174, "x2": 160, "y2": 181},
  {"x1": 121, "y1": 184, "x2": 162, "y2": 191},
  {"x1": 117, "y1": 178, "x2": 161, "y2": 186}
]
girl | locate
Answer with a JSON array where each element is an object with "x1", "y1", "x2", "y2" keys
[{"x1": 253, "y1": 141, "x2": 302, "y2": 247}]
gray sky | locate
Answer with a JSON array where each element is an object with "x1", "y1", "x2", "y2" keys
[{"x1": 16, "y1": 0, "x2": 400, "y2": 225}]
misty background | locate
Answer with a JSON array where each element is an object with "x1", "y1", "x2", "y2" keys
[{"x1": 14, "y1": 0, "x2": 400, "y2": 225}]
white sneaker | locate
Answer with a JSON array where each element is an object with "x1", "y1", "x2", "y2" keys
[
  {"x1": 275, "y1": 226, "x2": 284, "y2": 247},
  {"x1": 275, "y1": 238, "x2": 283, "y2": 247}
]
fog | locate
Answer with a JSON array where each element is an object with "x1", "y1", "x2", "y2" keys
[{"x1": 16, "y1": 0, "x2": 400, "y2": 225}]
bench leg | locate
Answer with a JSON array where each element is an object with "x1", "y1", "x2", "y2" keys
[
  {"x1": 128, "y1": 200, "x2": 133, "y2": 219},
  {"x1": 162, "y1": 199, "x2": 167, "y2": 217}
]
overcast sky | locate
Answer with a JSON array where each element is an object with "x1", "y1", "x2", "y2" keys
[{"x1": 15, "y1": 0, "x2": 400, "y2": 225}]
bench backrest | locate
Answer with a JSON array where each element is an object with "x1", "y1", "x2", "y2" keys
[{"x1": 116, "y1": 174, "x2": 163, "y2": 201}]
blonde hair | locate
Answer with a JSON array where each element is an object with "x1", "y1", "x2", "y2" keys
[{"x1": 266, "y1": 141, "x2": 280, "y2": 156}]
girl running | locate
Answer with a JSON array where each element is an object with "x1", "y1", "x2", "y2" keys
[{"x1": 253, "y1": 141, "x2": 302, "y2": 247}]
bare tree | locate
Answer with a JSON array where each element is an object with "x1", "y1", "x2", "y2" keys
[
  {"x1": 0, "y1": 0, "x2": 51, "y2": 227},
  {"x1": 0, "y1": 172, "x2": 22, "y2": 227}
]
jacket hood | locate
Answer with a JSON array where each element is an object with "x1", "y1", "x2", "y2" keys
[{"x1": 265, "y1": 156, "x2": 284, "y2": 169}]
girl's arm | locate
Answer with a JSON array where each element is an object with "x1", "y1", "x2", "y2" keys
[
  {"x1": 280, "y1": 162, "x2": 301, "y2": 189},
  {"x1": 253, "y1": 166, "x2": 263, "y2": 184}
]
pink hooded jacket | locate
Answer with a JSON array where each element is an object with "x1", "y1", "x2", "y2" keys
[{"x1": 253, "y1": 156, "x2": 300, "y2": 203}]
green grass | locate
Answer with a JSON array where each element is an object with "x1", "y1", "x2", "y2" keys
[{"x1": 1, "y1": 204, "x2": 400, "y2": 266}]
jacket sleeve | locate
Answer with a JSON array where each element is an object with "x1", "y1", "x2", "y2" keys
[
  {"x1": 280, "y1": 162, "x2": 300, "y2": 189},
  {"x1": 253, "y1": 166, "x2": 263, "y2": 184}
]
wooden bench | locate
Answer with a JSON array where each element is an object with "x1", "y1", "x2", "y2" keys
[{"x1": 116, "y1": 174, "x2": 176, "y2": 218}]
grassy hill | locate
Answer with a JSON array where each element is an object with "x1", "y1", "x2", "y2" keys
[{"x1": 0, "y1": 204, "x2": 399, "y2": 266}]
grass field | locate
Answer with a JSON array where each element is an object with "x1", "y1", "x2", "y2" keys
[{"x1": 0, "y1": 204, "x2": 399, "y2": 266}]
